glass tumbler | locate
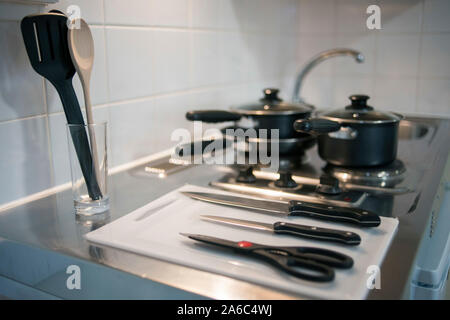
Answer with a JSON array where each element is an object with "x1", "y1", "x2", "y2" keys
[{"x1": 66, "y1": 122, "x2": 109, "y2": 215}]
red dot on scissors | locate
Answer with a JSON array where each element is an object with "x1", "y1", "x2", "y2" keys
[
  {"x1": 238, "y1": 241, "x2": 253, "y2": 248},
  {"x1": 344, "y1": 197, "x2": 351, "y2": 202}
]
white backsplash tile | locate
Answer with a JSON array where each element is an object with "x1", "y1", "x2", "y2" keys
[
  {"x1": 105, "y1": 27, "x2": 154, "y2": 102},
  {"x1": 298, "y1": 0, "x2": 335, "y2": 34},
  {"x1": 149, "y1": 0, "x2": 189, "y2": 27},
  {"x1": 104, "y1": 0, "x2": 151, "y2": 26},
  {"x1": 378, "y1": 0, "x2": 423, "y2": 33},
  {"x1": 419, "y1": 34, "x2": 450, "y2": 78},
  {"x1": 417, "y1": 78, "x2": 450, "y2": 115},
  {"x1": 46, "y1": 27, "x2": 109, "y2": 113},
  {"x1": 219, "y1": 0, "x2": 246, "y2": 31},
  {"x1": 219, "y1": 32, "x2": 249, "y2": 84},
  {"x1": 423, "y1": 0, "x2": 450, "y2": 32},
  {"x1": 109, "y1": 99, "x2": 155, "y2": 166},
  {"x1": 373, "y1": 76, "x2": 418, "y2": 112},
  {"x1": 0, "y1": 21, "x2": 46, "y2": 122},
  {"x1": 244, "y1": 0, "x2": 281, "y2": 33},
  {"x1": 278, "y1": 34, "x2": 300, "y2": 81},
  {"x1": 153, "y1": 30, "x2": 191, "y2": 94},
  {"x1": 246, "y1": 33, "x2": 281, "y2": 81},
  {"x1": 191, "y1": 0, "x2": 221, "y2": 29},
  {"x1": 375, "y1": 34, "x2": 421, "y2": 77},
  {"x1": 0, "y1": 116, "x2": 52, "y2": 205},
  {"x1": 279, "y1": 0, "x2": 300, "y2": 35},
  {"x1": 191, "y1": 31, "x2": 221, "y2": 87}
]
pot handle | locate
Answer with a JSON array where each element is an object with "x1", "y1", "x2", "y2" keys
[
  {"x1": 294, "y1": 118, "x2": 341, "y2": 134},
  {"x1": 186, "y1": 110, "x2": 241, "y2": 123}
]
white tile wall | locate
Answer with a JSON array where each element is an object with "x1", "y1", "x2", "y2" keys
[
  {"x1": 0, "y1": 116, "x2": 52, "y2": 205},
  {"x1": 419, "y1": 34, "x2": 450, "y2": 78},
  {"x1": 423, "y1": 0, "x2": 450, "y2": 32},
  {"x1": 0, "y1": 0, "x2": 449, "y2": 206},
  {"x1": 0, "y1": 21, "x2": 46, "y2": 122},
  {"x1": 295, "y1": 0, "x2": 450, "y2": 115},
  {"x1": 153, "y1": 29, "x2": 191, "y2": 94},
  {"x1": 191, "y1": 31, "x2": 221, "y2": 87},
  {"x1": 298, "y1": 0, "x2": 335, "y2": 34},
  {"x1": 105, "y1": 27, "x2": 155, "y2": 102},
  {"x1": 375, "y1": 34, "x2": 421, "y2": 77},
  {"x1": 378, "y1": 0, "x2": 423, "y2": 33}
]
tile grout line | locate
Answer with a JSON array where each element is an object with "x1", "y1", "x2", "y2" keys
[
  {"x1": 41, "y1": 76, "x2": 56, "y2": 188},
  {"x1": 414, "y1": 0, "x2": 426, "y2": 113},
  {"x1": 100, "y1": 0, "x2": 114, "y2": 167}
]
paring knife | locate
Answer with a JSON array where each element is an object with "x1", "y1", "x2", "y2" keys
[
  {"x1": 182, "y1": 191, "x2": 381, "y2": 227},
  {"x1": 201, "y1": 215, "x2": 361, "y2": 246}
]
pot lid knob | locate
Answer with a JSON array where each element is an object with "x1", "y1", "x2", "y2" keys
[
  {"x1": 346, "y1": 94, "x2": 373, "y2": 110},
  {"x1": 261, "y1": 88, "x2": 282, "y2": 102}
]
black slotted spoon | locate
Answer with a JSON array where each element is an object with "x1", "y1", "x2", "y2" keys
[{"x1": 21, "y1": 12, "x2": 102, "y2": 200}]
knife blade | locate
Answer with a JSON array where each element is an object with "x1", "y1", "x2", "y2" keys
[
  {"x1": 201, "y1": 215, "x2": 361, "y2": 245},
  {"x1": 182, "y1": 191, "x2": 380, "y2": 227}
]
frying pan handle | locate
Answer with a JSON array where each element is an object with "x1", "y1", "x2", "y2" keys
[
  {"x1": 186, "y1": 110, "x2": 241, "y2": 123},
  {"x1": 294, "y1": 118, "x2": 341, "y2": 134},
  {"x1": 174, "y1": 138, "x2": 229, "y2": 157}
]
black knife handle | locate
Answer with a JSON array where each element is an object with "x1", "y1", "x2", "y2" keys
[
  {"x1": 287, "y1": 201, "x2": 381, "y2": 228},
  {"x1": 273, "y1": 222, "x2": 361, "y2": 246}
]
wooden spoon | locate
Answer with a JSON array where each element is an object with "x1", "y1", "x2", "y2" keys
[{"x1": 68, "y1": 18, "x2": 102, "y2": 192}]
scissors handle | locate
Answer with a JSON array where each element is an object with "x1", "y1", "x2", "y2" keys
[
  {"x1": 253, "y1": 249, "x2": 335, "y2": 282},
  {"x1": 287, "y1": 246, "x2": 354, "y2": 269}
]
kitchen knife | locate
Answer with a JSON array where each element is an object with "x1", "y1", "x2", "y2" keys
[
  {"x1": 182, "y1": 191, "x2": 381, "y2": 227},
  {"x1": 201, "y1": 215, "x2": 361, "y2": 245}
]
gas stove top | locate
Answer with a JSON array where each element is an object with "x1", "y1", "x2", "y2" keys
[{"x1": 139, "y1": 118, "x2": 436, "y2": 217}]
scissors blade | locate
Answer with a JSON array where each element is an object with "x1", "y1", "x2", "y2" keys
[{"x1": 179, "y1": 233, "x2": 240, "y2": 249}]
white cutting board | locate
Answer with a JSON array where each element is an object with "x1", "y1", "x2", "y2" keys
[{"x1": 85, "y1": 184, "x2": 399, "y2": 299}]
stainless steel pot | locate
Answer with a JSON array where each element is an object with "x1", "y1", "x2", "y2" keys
[
  {"x1": 186, "y1": 88, "x2": 314, "y2": 140},
  {"x1": 294, "y1": 95, "x2": 404, "y2": 167}
]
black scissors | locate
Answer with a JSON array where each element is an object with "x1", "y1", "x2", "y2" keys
[{"x1": 180, "y1": 233, "x2": 353, "y2": 282}]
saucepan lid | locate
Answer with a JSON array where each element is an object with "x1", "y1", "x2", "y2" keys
[
  {"x1": 322, "y1": 95, "x2": 403, "y2": 124},
  {"x1": 231, "y1": 88, "x2": 314, "y2": 116}
]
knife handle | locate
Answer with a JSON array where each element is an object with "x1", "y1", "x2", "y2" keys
[
  {"x1": 273, "y1": 222, "x2": 361, "y2": 246},
  {"x1": 287, "y1": 201, "x2": 381, "y2": 228}
]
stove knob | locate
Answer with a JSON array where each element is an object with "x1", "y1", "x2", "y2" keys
[
  {"x1": 316, "y1": 175, "x2": 342, "y2": 195},
  {"x1": 275, "y1": 172, "x2": 298, "y2": 188},
  {"x1": 236, "y1": 166, "x2": 256, "y2": 183}
]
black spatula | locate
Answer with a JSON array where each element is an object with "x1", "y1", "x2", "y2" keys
[{"x1": 21, "y1": 12, "x2": 102, "y2": 200}]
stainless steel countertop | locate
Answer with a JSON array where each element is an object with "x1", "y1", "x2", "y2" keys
[{"x1": 0, "y1": 115, "x2": 449, "y2": 299}]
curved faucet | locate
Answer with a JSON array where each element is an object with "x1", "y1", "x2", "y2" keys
[{"x1": 292, "y1": 48, "x2": 365, "y2": 103}]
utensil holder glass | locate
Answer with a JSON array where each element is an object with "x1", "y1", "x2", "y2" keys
[{"x1": 66, "y1": 122, "x2": 109, "y2": 215}]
